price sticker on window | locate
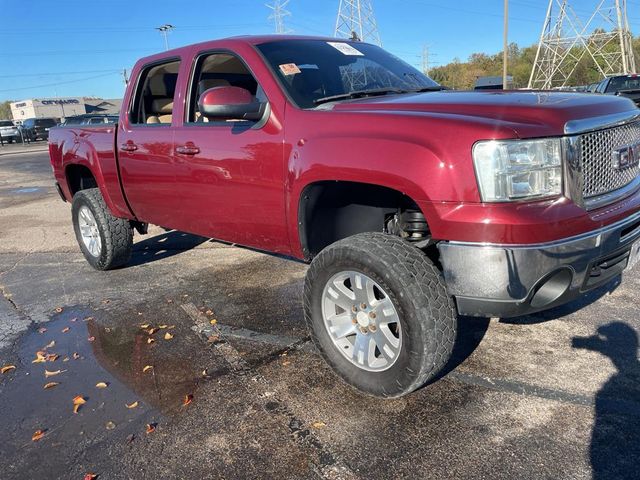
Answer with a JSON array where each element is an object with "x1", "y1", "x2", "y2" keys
[
  {"x1": 279, "y1": 63, "x2": 302, "y2": 76},
  {"x1": 327, "y1": 42, "x2": 364, "y2": 56}
]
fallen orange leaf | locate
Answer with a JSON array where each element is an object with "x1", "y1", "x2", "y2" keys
[
  {"x1": 73, "y1": 395, "x2": 86, "y2": 414},
  {"x1": 145, "y1": 423, "x2": 156, "y2": 434},
  {"x1": 209, "y1": 319, "x2": 217, "y2": 325},
  {"x1": 31, "y1": 430, "x2": 45, "y2": 442},
  {"x1": 182, "y1": 394, "x2": 193, "y2": 406},
  {"x1": 164, "y1": 332, "x2": 173, "y2": 340},
  {"x1": 32, "y1": 351, "x2": 47, "y2": 363},
  {"x1": 61, "y1": 327, "x2": 70, "y2": 333},
  {"x1": 46, "y1": 354, "x2": 59, "y2": 362},
  {"x1": 1, "y1": 365, "x2": 16, "y2": 374},
  {"x1": 126, "y1": 401, "x2": 139, "y2": 409},
  {"x1": 95, "y1": 382, "x2": 108, "y2": 389},
  {"x1": 83, "y1": 474, "x2": 97, "y2": 480},
  {"x1": 142, "y1": 365, "x2": 153, "y2": 373},
  {"x1": 43, "y1": 382, "x2": 59, "y2": 389},
  {"x1": 147, "y1": 327, "x2": 158, "y2": 335},
  {"x1": 159, "y1": 325, "x2": 168, "y2": 329}
]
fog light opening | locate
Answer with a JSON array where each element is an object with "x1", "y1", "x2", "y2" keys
[{"x1": 530, "y1": 269, "x2": 573, "y2": 309}]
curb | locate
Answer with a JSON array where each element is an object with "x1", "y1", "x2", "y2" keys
[{"x1": 0, "y1": 147, "x2": 49, "y2": 156}]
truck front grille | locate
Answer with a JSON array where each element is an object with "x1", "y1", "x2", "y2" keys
[{"x1": 580, "y1": 121, "x2": 640, "y2": 199}]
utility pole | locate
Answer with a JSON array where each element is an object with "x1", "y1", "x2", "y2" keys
[
  {"x1": 528, "y1": 0, "x2": 636, "y2": 89},
  {"x1": 335, "y1": 0, "x2": 382, "y2": 46},
  {"x1": 503, "y1": 0, "x2": 509, "y2": 90},
  {"x1": 267, "y1": 0, "x2": 292, "y2": 34},
  {"x1": 422, "y1": 45, "x2": 431, "y2": 75},
  {"x1": 156, "y1": 24, "x2": 174, "y2": 51},
  {"x1": 122, "y1": 69, "x2": 129, "y2": 86}
]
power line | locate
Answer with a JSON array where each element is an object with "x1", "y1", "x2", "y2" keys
[
  {"x1": 0, "y1": 72, "x2": 121, "y2": 94},
  {"x1": 0, "y1": 69, "x2": 124, "y2": 79}
]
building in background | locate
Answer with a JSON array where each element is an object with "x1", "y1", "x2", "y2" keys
[{"x1": 10, "y1": 97, "x2": 122, "y2": 122}]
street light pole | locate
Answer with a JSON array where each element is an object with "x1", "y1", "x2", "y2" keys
[
  {"x1": 503, "y1": 0, "x2": 509, "y2": 90},
  {"x1": 156, "y1": 24, "x2": 174, "y2": 51}
]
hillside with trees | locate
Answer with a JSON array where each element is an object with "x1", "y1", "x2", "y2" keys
[{"x1": 429, "y1": 36, "x2": 640, "y2": 90}]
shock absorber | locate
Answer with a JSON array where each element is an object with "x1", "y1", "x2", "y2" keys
[{"x1": 386, "y1": 209, "x2": 430, "y2": 245}]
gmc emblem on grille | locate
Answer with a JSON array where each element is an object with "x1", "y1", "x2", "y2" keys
[{"x1": 612, "y1": 142, "x2": 640, "y2": 171}]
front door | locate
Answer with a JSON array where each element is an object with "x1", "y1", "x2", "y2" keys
[{"x1": 171, "y1": 51, "x2": 288, "y2": 253}]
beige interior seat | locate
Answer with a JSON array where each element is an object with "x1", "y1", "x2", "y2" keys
[{"x1": 146, "y1": 98, "x2": 173, "y2": 124}]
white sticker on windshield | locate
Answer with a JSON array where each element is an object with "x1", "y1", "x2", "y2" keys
[
  {"x1": 327, "y1": 42, "x2": 364, "y2": 56},
  {"x1": 279, "y1": 63, "x2": 301, "y2": 76}
]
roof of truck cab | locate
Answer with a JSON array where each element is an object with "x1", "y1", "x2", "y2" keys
[{"x1": 135, "y1": 35, "x2": 366, "y2": 64}]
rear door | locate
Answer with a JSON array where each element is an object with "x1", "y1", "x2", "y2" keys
[
  {"x1": 118, "y1": 58, "x2": 183, "y2": 227},
  {"x1": 170, "y1": 50, "x2": 288, "y2": 253}
]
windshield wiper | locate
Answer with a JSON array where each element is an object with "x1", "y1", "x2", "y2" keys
[
  {"x1": 313, "y1": 88, "x2": 404, "y2": 105},
  {"x1": 406, "y1": 86, "x2": 447, "y2": 93}
]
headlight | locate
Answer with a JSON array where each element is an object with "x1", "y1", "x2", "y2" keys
[{"x1": 472, "y1": 138, "x2": 563, "y2": 202}]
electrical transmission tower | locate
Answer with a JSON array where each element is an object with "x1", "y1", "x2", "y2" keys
[
  {"x1": 528, "y1": 0, "x2": 636, "y2": 89},
  {"x1": 334, "y1": 0, "x2": 382, "y2": 46},
  {"x1": 267, "y1": 0, "x2": 292, "y2": 34}
]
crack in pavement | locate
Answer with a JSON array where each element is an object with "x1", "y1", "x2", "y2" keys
[{"x1": 182, "y1": 302, "x2": 360, "y2": 480}]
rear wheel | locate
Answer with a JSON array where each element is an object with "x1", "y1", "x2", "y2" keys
[
  {"x1": 72, "y1": 188, "x2": 133, "y2": 270},
  {"x1": 304, "y1": 232, "x2": 457, "y2": 398}
]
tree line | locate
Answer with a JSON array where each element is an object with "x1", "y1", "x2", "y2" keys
[{"x1": 428, "y1": 36, "x2": 640, "y2": 90}]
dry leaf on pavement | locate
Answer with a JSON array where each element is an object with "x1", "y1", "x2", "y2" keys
[
  {"x1": 45, "y1": 369, "x2": 65, "y2": 378},
  {"x1": 164, "y1": 332, "x2": 174, "y2": 340},
  {"x1": 1, "y1": 365, "x2": 16, "y2": 374},
  {"x1": 145, "y1": 423, "x2": 156, "y2": 434},
  {"x1": 84, "y1": 474, "x2": 97, "y2": 480},
  {"x1": 32, "y1": 430, "x2": 45, "y2": 442},
  {"x1": 61, "y1": 327, "x2": 70, "y2": 333},
  {"x1": 95, "y1": 382, "x2": 108, "y2": 389},
  {"x1": 312, "y1": 421, "x2": 327, "y2": 429},
  {"x1": 126, "y1": 401, "x2": 139, "y2": 409},
  {"x1": 44, "y1": 340, "x2": 55, "y2": 349},
  {"x1": 88, "y1": 336, "x2": 95, "y2": 342},
  {"x1": 182, "y1": 394, "x2": 193, "y2": 406},
  {"x1": 32, "y1": 351, "x2": 47, "y2": 363},
  {"x1": 43, "y1": 382, "x2": 59, "y2": 389},
  {"x1": 142, "y1": 365, "x2": 153, "y2": 373},
  {"x1": 73, "y1": 395, "x2": 86, "y2": 414}
]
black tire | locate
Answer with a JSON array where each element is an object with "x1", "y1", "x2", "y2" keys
[
  {"x1": 304, "y1": 232, "x2": 457, "y2": 398},
  {"x1": 71, "y1": 188, "x2": 133, "y2": 270}
]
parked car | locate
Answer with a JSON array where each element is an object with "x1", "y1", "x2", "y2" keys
[
  {"x1": 22, "y1": 117, "x2": 58, "y2": 141},
  {"x1": 60, "y1": 114, "x2": 118, "y2": 126},
  {"x1": 0, "y1": 120, "x2": 20, "y2": 143},
  {"x1": 594, "y1": 74, "x2": 640, "y2": 107},
  {"x1": 48, "y1": 36, "x2": 640, "y2": 398}
]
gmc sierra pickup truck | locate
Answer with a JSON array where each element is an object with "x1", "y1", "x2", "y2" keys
[{"x1": 49, "y1": 36, "x2": 640, "y2": 398}]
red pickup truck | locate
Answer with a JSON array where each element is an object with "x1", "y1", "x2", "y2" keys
[{"x1": 49, "y1": 36, "x2": 640, "y2": 398}]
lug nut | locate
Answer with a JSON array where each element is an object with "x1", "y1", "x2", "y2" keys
[
  {"x1": 360, "y1": 327, "x2": 368, "y2": 334},
  {"x1": 369, "y1": 312, "x2": 377, "y2": 320},
  {"x1": 352, "y1": 305, "x2": 358, "y2": 313},
  {"x1": 352, "y1": 317, "x2": 358, "y2": 324},
  {"x1": 360, "y1": 303, "x2": 367, "y2": 310},
  {"x1": 369, "y1": 325, "x2": 377, "y2": 332}
]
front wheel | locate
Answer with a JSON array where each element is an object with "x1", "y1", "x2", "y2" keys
[
  {"x1": 72, "y1": 188, "x2": 133, "y2": 270},
  {"x1": 304, "y1": 233, "x2": 457, "y2": 398}
]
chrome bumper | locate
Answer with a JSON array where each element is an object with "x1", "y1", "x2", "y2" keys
[{"x1": 438, "y1": 211, "x2": 640, "y2": 318}]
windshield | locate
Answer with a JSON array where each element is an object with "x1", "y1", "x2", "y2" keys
[
  {"x1": 606, "y1": 76, "x2": 640, "y2": 93},
  {"x1": 256, "y1": 39, "x2": 440, "y2": 108}
]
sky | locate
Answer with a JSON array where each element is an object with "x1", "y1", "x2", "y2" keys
[{"x1": 1, "y1": 0, "x2": 639, "y2": 102}]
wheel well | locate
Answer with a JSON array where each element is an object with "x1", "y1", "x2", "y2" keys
[
  {"x1": 66, "y1": 164, "x2": 97, "y2": 196},
  {"x1": 298, "y1": 181, "x2": 431, "y2": 258}
]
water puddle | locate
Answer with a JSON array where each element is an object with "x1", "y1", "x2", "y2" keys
[{"x1": 0, "y1": 306, "x2": 217, "y2": 456}]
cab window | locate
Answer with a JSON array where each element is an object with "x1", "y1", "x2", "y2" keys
[
  {"x1": 186, "y1": 52, "x2": 266, "y2": 124},
  {"x1": 130, "y1": 59, "x2": 181, "y2": 125}
]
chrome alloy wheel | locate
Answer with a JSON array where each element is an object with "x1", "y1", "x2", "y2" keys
[
  {"x1": 78, "y1": 206, "x2": 102, "y2": 258},
  {"x1": 321, "y1": 271, "x2": 402, "y2": 372}
]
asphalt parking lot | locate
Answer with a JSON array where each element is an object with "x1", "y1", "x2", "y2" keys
[{"x1": 0, "y1": 150, "x2": 639, "y2": 480}]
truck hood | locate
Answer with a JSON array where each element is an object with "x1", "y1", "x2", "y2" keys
[{"x1": 328, "y1": 90, "x2": 638, "y2": 138}]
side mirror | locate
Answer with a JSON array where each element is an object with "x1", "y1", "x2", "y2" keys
[{"x1": 198, "y1": 86, "x2": 265, "y2": 121}]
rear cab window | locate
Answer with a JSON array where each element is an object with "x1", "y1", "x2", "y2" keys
[{"x1": 129, "y1": 59, "x2": 181, "y2": 126}]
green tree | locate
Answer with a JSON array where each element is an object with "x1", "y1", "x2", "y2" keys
[{"x1": 0, "y1": 101, "x2": 12, "y2": 120}]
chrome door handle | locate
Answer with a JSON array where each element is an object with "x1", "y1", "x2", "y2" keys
[
  {"x1": 121, "y1": 143, "x2": 138, "y2": 152},
  {"x1": 176, "y1": 145, "x2": 200, "y2": 155}
]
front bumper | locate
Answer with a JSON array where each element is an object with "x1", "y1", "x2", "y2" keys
[{"x1": 438, "y1": 210, "x2": 640, "y2": 318}]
